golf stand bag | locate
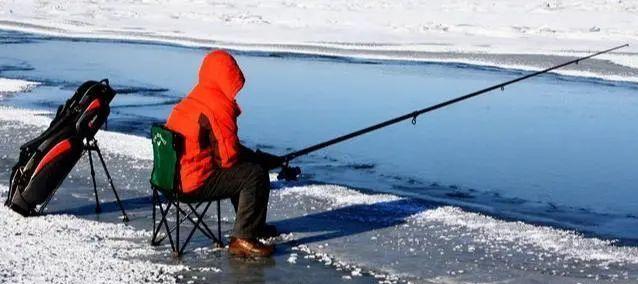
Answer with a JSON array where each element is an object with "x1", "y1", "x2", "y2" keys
[{"x1": 5, "y1": 79, "x2": 128, "y2": 221}]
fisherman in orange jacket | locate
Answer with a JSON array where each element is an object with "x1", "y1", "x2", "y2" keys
[{"x1": 166, "y1": 50, "x2": 283, "y2": 257}]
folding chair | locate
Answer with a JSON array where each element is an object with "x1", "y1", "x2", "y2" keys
[{"x1": 149, "y1": 124, "x2": 224, "y2": 257}]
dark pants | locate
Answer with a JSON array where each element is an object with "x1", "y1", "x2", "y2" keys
[{"x1": 197, "y1": 161, "x2": 270, "y2": 239}]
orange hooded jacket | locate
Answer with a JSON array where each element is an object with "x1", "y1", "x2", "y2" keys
[{"x1": 166, "y1": 50, "x2": 245, "y2": 193}]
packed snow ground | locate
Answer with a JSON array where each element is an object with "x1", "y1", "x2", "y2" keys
[
  {"x1": 0, "y1": 0, "x2": 636, "y2": 82},
  {"x1": 3, "y1": 79, "x2": 638, "y2": 282},
  {"x1": 0, "y1": 80, "x2": 181, "y2": 284},
  {"x1": 0, "y1": 82, "x2": 184, "y2": 283},
  {"x1": 0, "y1": 184, "x2": 184, "y2": 283}
]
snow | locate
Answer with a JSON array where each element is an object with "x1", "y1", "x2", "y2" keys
[
  {"x1": 0, "y1": 185, "x2": 184, "y2": 283},
  {"x1": 0, "y1": 78, "x2": 38, "y2": 94},
  {"x1": 0, "y1": 0, "x2": 636, "y2": 82},
  {"x1": 287, "y1": 253, "x2": 298, "y2": 264},
  {"x1": 0, "y1": 106, "x2": 51, "y2": 126},
  {"x1": 274, "y1": 182, "x2": 638, "y2": 265},
  {"x1": 0, "y1": 104, "x2": 152, "y2": 161},
  {"x1": 272, "y1": 182, "x2": 638, "y2": 281},
  {"x1": 277, "y1": 184, "x2": 401, "y2": 207},
  {"x1": 409, "y1": 206, "x2": 638, "y2": 265}
]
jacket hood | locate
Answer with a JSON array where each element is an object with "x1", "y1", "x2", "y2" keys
[{"x1": 198, "y1": 50, "x2": 245, "y2": 100}]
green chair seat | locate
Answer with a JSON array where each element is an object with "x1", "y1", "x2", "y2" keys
[{"x1": 150, "y1": 125, "x2": 179, "y2": 195}]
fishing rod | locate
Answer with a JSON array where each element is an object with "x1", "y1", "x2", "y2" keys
[{"x1": 277, "y1": 44, "x2": 629, "y2": 180}]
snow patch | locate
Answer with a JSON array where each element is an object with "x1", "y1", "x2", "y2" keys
[
  {"x1": 409, "y1": 206, "x2": 638, "y2": 265},
  {"x1": 0, "y1": 105, "x2": 153, "y2": 161},
  {"x1": 287, "y1": 253, "x2": 298, "y2": 264},
  {"x1": 0, "y1": 184, "x2": 184, "y2": 283},
  {"x1": 278, "y1": 184, "x2": 402, "y2": 207},
  {"x1": 275, "y1": 181, "x2": 638, "y2": 268},
  {"x1": 291, "y1": 245, "x2": 392, "y2": 282},
  {"x1": 0, "y1": 106, "x2": 52, "y2": 126},
  {"x1": 0, "y1": 77, "x2": 39, "y2": 94}
]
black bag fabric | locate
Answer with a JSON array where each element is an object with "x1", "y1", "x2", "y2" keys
[{"x1": 5, "y1": 79, "x2": 116, "y2": 216}]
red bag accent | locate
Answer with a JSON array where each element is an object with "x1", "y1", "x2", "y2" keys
[
  {"x1": 86, "y1": 98, "x2": 102, "y2": 112},
  {"x1": 33, "y1": 139, "x2": 73, "y2": 176}
]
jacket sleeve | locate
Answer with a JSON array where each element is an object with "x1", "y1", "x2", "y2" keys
[{"x1": 209, "y1": 111, "x2": 240, "y2": 168}]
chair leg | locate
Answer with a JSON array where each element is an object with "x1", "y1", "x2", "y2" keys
[
  {"x1": 153, "y1": 198, "x2": 175, "y2": 250},
  {"x1": 184, "y1": 203, "x2": 217, "y2": 240},
  {"x1": 162, "y1": 202, "x2": 216, "y2": 241},
  {"x1": 152, "y1": 189, "x2": 156, "y2": 230},
  {"x1": 151, "y1": 188, "x2": 157, "y2": 244},
  {"x1": 178, "y1": 201, "x2": 213, "y2": 256},
  {"x1": 174, "y1": 191, "x2": 180, "y2": 257},
  {"x1": 216, "y1": 200, "x2": 224, "y2": 247},
  {"x1": 151, "y1": 193, "x2": 225, "y2": 256},
  {"x1": 150, "y1": 188, "x2": 168, "y2": 246}
]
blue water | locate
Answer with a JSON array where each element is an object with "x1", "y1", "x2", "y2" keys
[{"x1": 1, "y1": 30, "x2": 637, "y2": 241}]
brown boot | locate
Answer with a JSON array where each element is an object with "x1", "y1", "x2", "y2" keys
[{"x1": 229, "y1": 237, "x2": 275, "y2": 257}]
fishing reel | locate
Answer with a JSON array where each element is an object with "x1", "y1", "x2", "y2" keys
[{"x1": 277, "y1": 161, "x2": 301, "y2": 181}]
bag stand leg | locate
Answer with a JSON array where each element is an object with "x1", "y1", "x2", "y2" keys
[
  {"x1": 36, "y1": 138, "x2": 129, "y2": 222},
  {"x1": 87, "y1": 148, "x2": 101, "y2": 213},
  {"x1": 86, "y1": 138, "x2": 129, "y2": 222}
]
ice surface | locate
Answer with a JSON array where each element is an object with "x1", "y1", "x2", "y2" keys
[
  {"x1": 2, "y1": 103, "x2": 638, "y2": 282},
  {"x1": 270, "y1": 182, "x2": 638, "y2": 282},
  {"x1": 3, "y1": 37, "x2": 637, "y2": 231},
  {"x1": 272, "y1": 180, "x2": 638, "y2": 264},
  {"x1": 0, "y1": 0, "x2": 637, "y2": 82},
  {"x1": 2, "y1": 28, "x2": 638, "y2": 281}
]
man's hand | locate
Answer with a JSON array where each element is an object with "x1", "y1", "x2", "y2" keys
[
  {"x1": 255, "y1": 150, "x2": 285, "y2": 170},
  {"x1": 277, "y1": 165, "x2": 301, "y2": 181}
]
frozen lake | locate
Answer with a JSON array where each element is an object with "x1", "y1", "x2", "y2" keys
[{"x1": 1, "y1": 30, "x2": 638, "y2": 283}]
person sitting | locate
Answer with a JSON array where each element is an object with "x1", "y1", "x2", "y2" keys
[{"x1": 166, "y1": 50, "x2": 283, "y2": 257}]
